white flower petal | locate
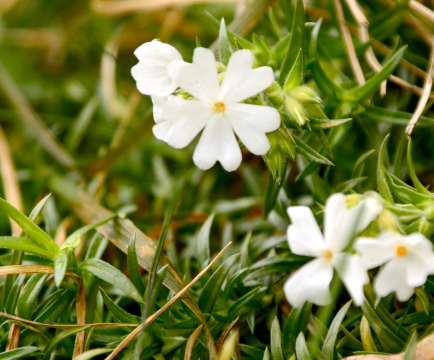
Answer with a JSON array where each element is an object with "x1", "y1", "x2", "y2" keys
[
  {"x1": 134, "y1": 40, "x2": 182, "y2": 63},
  {"x1": 220, "y1": 50, "x2": 274, "y2": 104},
  {"x1": 132, "y1": 41, "x2": 182, "y2": 97},
  {"x1": 374, "y1": 257, "x2": 414, "y2": 301},
  {"x1": 193, "y1": 117, "x2": 242, "y2": 171},
  {"x1": 287, "y1": 225, "x2": 322, "y2": 257},
  {"x1": 225, "y1": 104, "x2": 280, "y2": 155},
  {"x1": 153, "y1": 121, "x2": 172, "y2": 140},
  {"x1": 324, "y1": 193, "x2": 350, "y2": 252},
  {"x1": 162, "y1": 98, "x2": 210, "y2": 148},
  {"x1": 168, "y1": 48, "x2": 220, "y2": 103},
  {"x1": 286, "y1": 206, "x2": 325, "y2": 254},
  {"x1": 283, "y1": 259, "x2": 333, "y2": 308},
  {"x1": 355, "y1": 234, "x2": 396, "y2": 269},
  {"x1": 352, "y1": 196, "x2": 383, "y2": 234},
  {"x1": 334, "y1": 253, "x2": 369, "y2": 306},
  {"x1": 405, "y1": 252, "x2": 431, "y2": 288}
]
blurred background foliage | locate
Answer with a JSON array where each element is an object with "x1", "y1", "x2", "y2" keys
[{"x1": 1, "y1": 0, "x2": 434, "y2": 359}]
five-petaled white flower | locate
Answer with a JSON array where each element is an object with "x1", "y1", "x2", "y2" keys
[
  {"x1": 284, "y1": 193, "x2": 383, "y2": 308},
  {"x1": 154, "y1": 47, "x2": 280, "y2": 171},
  {"x1": 356, "y1": 231, "x2": 434, "y2": 301},
  {"x1": 131, "y1": 40, "x2": 183, "y2": 97}
]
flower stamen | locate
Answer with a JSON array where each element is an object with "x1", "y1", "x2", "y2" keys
[
  {"x1": 213, "y1": 101, "x2": 226, "y2": 113},
  {"x1": 396, "y1": 245, "x2": 407, "y2": 256},
  {"x1": 323, "y1": 249, "x2": 333, "y2": 262}
]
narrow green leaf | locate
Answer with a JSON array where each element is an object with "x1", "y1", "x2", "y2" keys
[
  {"x1": 361, "y1": 300, "x2": 405, "y2": 351},
  {"x1": 377, "y1": 134, "x2": 394, "y2": 203},
  {"x1": 319, "y1": 301, "x2": 351, "y2": 360},
  {"x1": 17, "y1": 274, "x2": 48, "y2": 319},
  {"x1": 279, "y1": 0, "x2": 305, "y2": 85},
  {"x1": 0, "y1": 237, "x2": 56, "y2": 259},
  {"x1": 415, "y1": 287, "x2": 430, "y2": 316},
  {"x1": 0, "y1": 197, "x2": 58, "y2": 253},
  {"x1": 352, "y1": 149, "x2": 375, "y2": 179},
  {"x1": 263, "y1": 347, "x2": 270, "y2": 360},
  {"x1": 0, "y1": 347, "x2": 40, "y2": 360},
  {"x1": 5, "y1": 273, "x2": 26, "y2": 314},
  {"x1": 284, "y1": 49, "x2": 303, "y2": 90},
  {"x1": 62, "y1": 213, "x2": 117, "y2": 251},
  {"x1": 198, "y1": 253, "x2": 240, "y2": 314},
  {"x1": 54, "y1": 249, "x2": 69, "y2": 287},
  {"x1": 228, "y1": 286, "x2": 262, "y2": 317},
  {"x1": 128, "y1": 233, "x2": 146, "y2": 296},
  {"x1": 144, "y1": 264, "x2": 169, "y2": 317},
  {"x1": 348, "y1": 46, "x2": 406, "y2": 101},
  {"x1": 100, "y1": 288, "x2": 141, "y2": 324},
  {"x1": 294, "y1": 136, "x2": 334, "y2": 165},
  {"x1": 42, "y1": 326, "x2": 89, "y2": 360},
  {"x1": 204, "y1": 11, "x2": 254, "y2": 50},
  {"x1": 73, "y1": 348, "x2": 113, "y2": 360},
  {"x1": 310, "y1": 118, "x2": 352, "y2": 129},
  {"x1": 283, "y1": 303, "x2": 312, "y2": 357},
  {"x1": 271, "y1": 317, "x2": 284, "y2": 360},
  {"x1": 407, "y1": 139, "x2": 431, "y2": 195},
  {"x1": 219, "y1": 18, "x2": 231, "y2": 66},
  {"x1": 80, "y1": 258, "x2": 143, "y2": 303},
  {"x1": 385, "y1": 172, "x2": 432, "y2": 204},
  {"x1": 403, "y1": 331, "x2": 418, "y2": 360},
  {"x1": 363, "y1": 105, "x2": 434, "y2": 127},
  {"x1": 295, "y1": 332, "x2": 310, "y2": 360},
  {"x1": 197, "y1": 213, "x2": 215, "y2": 268}
]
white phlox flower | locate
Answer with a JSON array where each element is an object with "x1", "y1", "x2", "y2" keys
[
  {"x1": 155, "y1": 47, "x2": 280, "y2": 171},
  {"x1": 131, "y1": 40, "x2": 183, "y2": 97},
  {"x1": 284, "y1": 193, "x2": 383, "y2": 308},
  {"x1": 356, "y1": 231, "x2": 434, "y2": 301}
]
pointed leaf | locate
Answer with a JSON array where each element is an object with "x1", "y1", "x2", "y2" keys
[
  {"x1": 198, "y1": 253, "x2": 240, "y2": 314},
  {"x1": 0, "y1": 197, "x2": 57, "y2": 253},
  {"x1": 0, "y1": 237, "x2": 56, "y2": 259},
  {"x1": 377, "y1": 134, "x2": 394, "y2": 203},
  {"x1": 197, "y1": 213, "x2": 215, "y2": 268},
  {"x1": 219, "y1": 18, "x2": 231, "y2": 65},
  {"x1": 271, "y1": 317, "x2": 284, "y2": 360},
  {"x1": 295, "y1": 332, "x2": 310, "y2": 360},
  {"x1": 80, "y1": 258, "x2": 143, "y2": 303},
  {"x1": 17, "y1": 273, "x2": 48, "y2": 319},
  {"x1": 127, "y1": 233, "x2": 146, "y2": 296},
  {"x1": 348, "y1": 46, "x2": 406, "y2": 102},
  {"x1": 100, "y1": 287, "x2": 140, "y2": 324},
  {"x1": 294, "y1": 136, "x2": 334, "y2": 165}
]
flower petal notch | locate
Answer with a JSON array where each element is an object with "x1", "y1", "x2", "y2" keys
[{"x1": 131, "y1": 40, "x2": 183, "y2": 97}]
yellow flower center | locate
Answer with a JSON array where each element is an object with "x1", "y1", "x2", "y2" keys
[
  {"x1": 323, "y1": 249, "x2": 333, "y2": 262},
  {"x1": 396, "y1": 245, "x2": 407, "y2": 256},
  {"x1": 213, "y1": 101, "x2": 226, "y2": 113}
]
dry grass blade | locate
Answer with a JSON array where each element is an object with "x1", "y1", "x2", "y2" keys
[
  {"x1": 92, "y1": 0, "x2": 236, "y2": 16},
  {"x1": 0, "y1": 60, "x2": 75, "y2": 168},
  {"x1": 104, "y1": 242, "x2": 232, "y2": 360},
  {"x1": 49, "y1": 175, "x2": 217, "y2": 359},
  {"x1": 406, "y1": 40, "x2": 434, "y2": 137},
  {"x1": 0, "y1": 312, "x2": 137, "y2": 329},
  {"x1": 333, "y1": 0, "x2": 365, "y2": 85},
  {"x1": 344, "y1": 0, "x2": 368, "y2": 26},
  {"x1": 73, "y1": 280, "x2": 86, "y2": 358},
  {"x1": 408, "y1": 0, "x2": 434, "y2": 26},
  {"x1": 6, "y1": 322, "x2": 21, "y2": 350},
  {"x1": 216, "y1": 317, "x2": 240, "y2": 352},
  {"x1": 184, "y1": 325, "x2": 203, "y2": 360},
  {"x1": 0, "y1": 265, "x2": 78, "y2": 277},
  {"x1": 0, "y1": 125, "x2": 23, "y2": 236}
]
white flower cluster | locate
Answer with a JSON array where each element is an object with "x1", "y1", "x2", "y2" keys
[
  {"x1": 284, "y1": 193, "x2": 434, "y2": 307},
  {"x1": 131, "y1": 40, "x2": 281, "y2": 171}
]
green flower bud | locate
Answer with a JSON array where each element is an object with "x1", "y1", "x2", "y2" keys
[
  {"x1": 285, "y1": 96, "x2": 308, "y2": 126},
  {"x1": 288, "y1": 85, "x2": 322, "y2": 104},
  {"x1": 263, "y1": 128, "x2": 296, "y2": 183},
  {"x1": 378, "y1": 210, "x2": 400, "y2": 232}
]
